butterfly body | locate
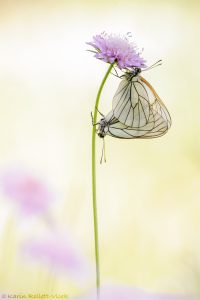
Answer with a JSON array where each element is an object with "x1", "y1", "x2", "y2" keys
[
  {"x1": 97, "y1": 118, "x2": 109, "y2": 138},
  {"x1": 123, "y1": 67, "x2": 142, "y2": 80}
]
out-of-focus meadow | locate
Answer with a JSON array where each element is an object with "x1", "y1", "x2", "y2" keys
[{"x1": 0, "y1": 0, "x2": 200, "y2": 298}]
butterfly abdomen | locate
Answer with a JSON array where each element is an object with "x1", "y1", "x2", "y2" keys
[{"x1": 97, "y1": 118, "x2": 108, "y2": 138}]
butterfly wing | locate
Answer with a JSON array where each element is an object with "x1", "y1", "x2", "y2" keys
[
  {"x1": 112, "y1": 76, "x2": 151, "y2": 127},
  {"x1": 104, "y1": 110, "x2": 155, "y2": 139},
  {"x1": 139, "y1": 76, "x2": 172, "y2": 129},
  {"x1": 105, "y1": 110, "x2": 170, "y2": 139},
  {"x1": 104, "y1": 83, "x2": 171, "y2": 139}
]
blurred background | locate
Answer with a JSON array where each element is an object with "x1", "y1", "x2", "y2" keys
[{"x1": 0, "y1": 0, "x2": 200, "y2": 298}]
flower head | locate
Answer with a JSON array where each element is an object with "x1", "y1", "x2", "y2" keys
[
  {"x1": 87, "y1": 32, "x2": 146, "y2": 70},
  {"x1": 0, "y1": 167, "x2": 53, "y2": 215},
  {"x1": 22, "y1": 230, "x2": 91, "y2": 282}
]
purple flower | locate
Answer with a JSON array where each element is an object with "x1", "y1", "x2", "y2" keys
[
  {"x1": 0, "y1": 167, "x2": 53, "y2": 215},
  {"x1": 87, "y1": 32, "x2": 146, "y2": 70},
  {"x1": 73, "y1": 285, "x2": 194, "y2": 300},
  {"x1": 22, "y1": 230, "x2": 91, "y2": 281}
]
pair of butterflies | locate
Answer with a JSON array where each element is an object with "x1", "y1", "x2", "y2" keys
[{"x1": 96, "y1": 66, "x2": 171, "y2": 140}]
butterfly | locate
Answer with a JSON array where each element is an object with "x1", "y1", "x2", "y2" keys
[{"x1": 97, "y1": 66, "x2": 171, "y2": 140}]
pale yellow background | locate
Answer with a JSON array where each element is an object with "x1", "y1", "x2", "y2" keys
[{"x1": 0, "y1": 0, "x2": 199, "y2": 297}]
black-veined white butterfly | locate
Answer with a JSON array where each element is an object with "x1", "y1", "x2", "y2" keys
[
  {"x1": 112, "y1": 66, "x2": 171, "y2": 128},
  {"x1": 97, "y1": 68, "x2": 171, "y2": 139}
]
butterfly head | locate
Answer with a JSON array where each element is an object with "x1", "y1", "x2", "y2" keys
[
  {"x1": 131, "y1": 67, "x2": 142, "y2": 76},
  {"x1": 124, "y1": 67, "x2": 141, "y2": 80}
]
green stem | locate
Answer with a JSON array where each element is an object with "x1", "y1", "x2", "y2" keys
[{"x1": 92, "y1": 63, "x2": 114, "y2": 299}]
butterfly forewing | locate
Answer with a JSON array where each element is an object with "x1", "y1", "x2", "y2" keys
[{"x1": 113, "y1": 76, "x2": 151, "y2": 128}]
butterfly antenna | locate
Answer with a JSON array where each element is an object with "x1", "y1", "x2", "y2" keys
[
  {"x1": 100, "y1": 138, "x2": 106, "y2": 164},
  {"x1": 103, "y1": 137, "x2": 106, "y2": 163},
  {"x1": 100, "y1": 141, "x2": 103, "y2": 164},
  {"x1": 143, "y1": 60, "x2": 162, "y2": 72}
]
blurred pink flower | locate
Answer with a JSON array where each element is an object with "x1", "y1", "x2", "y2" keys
[
  {"x1": 0, "y1": 167, "x2": 53, "y2": 215},
  {"x1": 74, "y1": 285, "x2": 194, "y2": 300},
  {"x1": 87, "y1": 32, "x2": 146, "y2": 69},
  {"x1": 22, "y1": 231, "x2": 91, "y2": 281}
]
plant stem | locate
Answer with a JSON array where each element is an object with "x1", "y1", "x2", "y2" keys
[{"x1": 92, "y1": 63, "x2": 114, "y2": 299}]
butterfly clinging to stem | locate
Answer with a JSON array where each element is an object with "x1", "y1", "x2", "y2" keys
[{"x1": 96, "y1": 62, "x2": 171, "y2": 140}]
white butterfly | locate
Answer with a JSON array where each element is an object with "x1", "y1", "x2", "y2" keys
[{"x1": 97, "y1": 68, "x2": 171, "y2": 140}]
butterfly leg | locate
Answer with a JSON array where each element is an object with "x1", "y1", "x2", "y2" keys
[
  {"x1": 91, "y1": 112, "x2": 98, "y2": 134},
  {"x1": 95, "y1": 107, "x2": 104, "y2": 117},
  {"x1": 111, "y1": 67, "x2": 121, "y2": 78},
  {"x1": 91, "y1": 111, "x2": 94, "y2": 125}
]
